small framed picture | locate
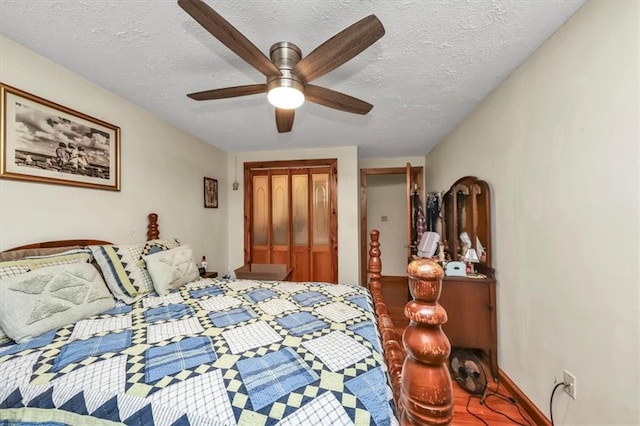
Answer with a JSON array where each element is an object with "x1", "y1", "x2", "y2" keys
[{"x1": 204, "y1": 177, "x2": 218, "y2": 208}]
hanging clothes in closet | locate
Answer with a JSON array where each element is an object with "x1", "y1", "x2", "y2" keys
[
  {"x1": 411, "y1": 189, "x2": 426, "y2": 255},
  {"x1": 426, "y1": 192, "x2": 441, "y2": 232}
]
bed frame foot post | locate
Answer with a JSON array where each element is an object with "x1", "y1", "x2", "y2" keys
[
  {"x1": 368, "y1": 230, "x2": 405, "y2": 413},
  {"x1": 368, "y1": 230, "x2": 382, "y2": 289},
  {"x1": 401, "y1": 259, "x2": 453, "y2": 425},
  {"x1": 147, "y1": 213, "x2": 159, "y2": 241}
]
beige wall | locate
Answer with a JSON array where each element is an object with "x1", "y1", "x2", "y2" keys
[
  {"x1": 226, "y1": 146, "x2": 360, "y2": 284},
  {"x1": 425, "y1": 1, "x2": 639, "y2": 424},
  {"x1": 366, "y1": 174, "x2": 407, "y2": 276},
  {"x1": 0, "y1": 37, "x2": 229, "y2": 273}
]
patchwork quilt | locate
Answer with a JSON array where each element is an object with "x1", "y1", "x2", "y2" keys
[{"x1": 0, "y1": 279, "x2": 398, "y2": 426}]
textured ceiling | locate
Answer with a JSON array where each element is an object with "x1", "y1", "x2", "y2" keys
[{"x1": 0, "y1": 0, "x2": 586, "y2": 158}]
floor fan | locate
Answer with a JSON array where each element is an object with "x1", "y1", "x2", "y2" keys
[{"x1": 450, "y1": 349, "x2": 489, "y2": 399}]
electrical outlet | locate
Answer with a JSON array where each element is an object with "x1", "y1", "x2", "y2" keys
[{"x1": 563, "y1": 370, "x2": 577, "y2": 400}]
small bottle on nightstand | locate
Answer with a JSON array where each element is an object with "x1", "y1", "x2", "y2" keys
[{"x1": 201, "y1": 256, "x2": 208, "y2": 271}]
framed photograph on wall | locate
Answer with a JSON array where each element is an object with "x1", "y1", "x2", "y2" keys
[
  {"x1": 204, "y1": 177, "x2": 218, "y2": 208},
  {"x1": 0, "y1": 83, "x2": 120, "y2": 191}
]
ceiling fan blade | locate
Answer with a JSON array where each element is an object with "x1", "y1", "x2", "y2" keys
[
  {"x1": 178, "y1": 0, "x2": 281, "y2": 77},
  {"x1": 187, "y1": 84, "x2": 266, "y2": 100},
  {"x1": 305, "y1": 85, "x2": 373, "y2": 115},
  {"x1": 275, "y1": 108, "x2": 295, "y2": 133},
  {"x1": 294, "y1": 15, "x2": 385, "y2": 83}
]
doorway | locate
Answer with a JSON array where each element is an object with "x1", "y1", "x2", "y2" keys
[
  {"x1": 244, "y1": 159, "x2": 338, "y2": 283},
  {"x1": 360, "y1": 164, "x2": 423, "y2": 285}
]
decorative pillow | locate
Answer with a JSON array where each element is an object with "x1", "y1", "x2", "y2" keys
[
  {"x1": 143, "y1": 245, "x2": 199, "y2": 296},
  {"x1": 0, "y1": 260, "x2": 31, "y2": 280},
  {"x1": 0, "y1": 260, "x2": 31, "y2": 344},
  {"x1": 0, "y1": 245, "x2": 81, "y2": 262},
  {"x1": 0, "y1": 248, "x2": 92, "y2": 345},
  {"x1": 24, "y1": 248, "x2": 93, "y2": 269},
  {"x1": 90, "y1": 239, "x2": 179, "y2": 303},
  {"x1": 0, "y1": 263, "x2": 115, "y2": 343}
]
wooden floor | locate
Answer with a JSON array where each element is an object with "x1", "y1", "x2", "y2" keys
[{"x1": 380, "y1": 276, "x2": 533, "y2": 425}]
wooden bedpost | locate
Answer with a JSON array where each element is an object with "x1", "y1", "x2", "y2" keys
[
  {"x1": 368, "y1": 230, "x2": 406, "y2": 413},
  {"x1": 147, "y1": 213, "x2": 159, "y2": 240},
  {"x1": 401, "y1": 259, "x2": 453, "y2": 425}
]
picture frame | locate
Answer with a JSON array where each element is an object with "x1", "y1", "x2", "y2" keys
[
  {"x1": 0, "y1": 83, "x2": 120, "y2": 191},
  {"x1": 204, "y1": 177, "x2": 218, "y2": 208}
]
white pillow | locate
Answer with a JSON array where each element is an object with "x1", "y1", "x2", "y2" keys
[
  {"x1": 143, "y1": 245, "x2": 199, "y2": 296},
  {"x1": 0, "y1": 263, "x2": 115, "y2": 343}
]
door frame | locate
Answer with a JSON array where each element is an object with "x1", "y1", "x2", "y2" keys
[
  {"x1": 359, "y1": 165, "x2": 423, "y2": 285},
  {"x1": 244, "y1": 158, "x2": 338, "y2": 282}
]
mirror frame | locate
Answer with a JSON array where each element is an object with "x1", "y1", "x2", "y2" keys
[{"x1": 442, "y1": 176, "x2": 492, "y2": 273}]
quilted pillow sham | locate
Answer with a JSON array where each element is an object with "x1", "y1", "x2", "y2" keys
[
  {"x1": 0, "y1": 248, "x2": 92, "y2": 279},
  {"x1": 0, "y1": 260, "x2": 31, "y2": 280},
  {"x1": 143, "y1": 245, "x2": 199, "y2": 296},
  {"x1": 0, "y1": 245, "x2": 81, "y2": 262},
  {"x1": 90, "y1": 239, "x2": 179, "y2": 303},
  {"x1": 0, "y1": 263, "x2": 115, "y2": 343},
  {"x1": 24, "y1": 247, "x2": 93, "y2": 269},
  {"x1": 0, "y1": 260, "x2": 31, "y2": 344},
  {"x1": 0, "y1": 248, "x2": 93, "y2": 345}
]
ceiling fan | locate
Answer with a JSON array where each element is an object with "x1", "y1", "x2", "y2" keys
[{"x1": 177, "y1": 0, "x2": 385, "y2": 133}]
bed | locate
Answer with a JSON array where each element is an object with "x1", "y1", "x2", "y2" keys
[{"x1": 0, "y1": 213, "x2": 453, "y2": 425}]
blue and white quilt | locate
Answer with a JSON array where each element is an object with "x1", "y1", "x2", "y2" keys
[{"x1": 0, "y1": 278, "x2": 398, "y2": 426}]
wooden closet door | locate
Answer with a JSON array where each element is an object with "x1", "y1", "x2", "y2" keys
[
  {"x1": 245, "y1": 160, "x2": 337, "y2": 283},
  {"x1": 291, "y1": 170, "x2": 310, "y2": 281},
  {"x1": 249, "y1": 169, "x2": 291, "y2": 268},
  {"x1": 250, "y1": 170, "x2": 270, "y2": 264},
  {"x1": 310, "y1": 168, "x2": 333, "y2": 283},
  {"x1": 270, "y1": 170, "x2": 290, "y2": 267}
]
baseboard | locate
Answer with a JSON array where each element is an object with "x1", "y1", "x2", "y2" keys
[{"x1": 499, "y1": 368, "x2": 551, "y2": 426}]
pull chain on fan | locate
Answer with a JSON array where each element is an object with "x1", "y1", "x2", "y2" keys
[{"x1": 177, "y1": 0, "x2": 385, "y2": 133}]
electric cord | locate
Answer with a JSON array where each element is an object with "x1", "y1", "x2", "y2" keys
[
  {"x1": 466, "y1": 394, "x2": 489, "y2": 426},
  {"x1": 550, "y1": 382, "x2": 566, "y2": 426},
  {"x1": 464, "y1": 385, "x2": 532, "y2": 425},
  {"x1": 484, "y1": 392, "x2": 531, "y2": 425},
  {"x1": 457, "y1": 358, "x2": 531, "y2": 425},
  {"x1": 484, "y1": 395, "x2": 531, "y2": 426}
]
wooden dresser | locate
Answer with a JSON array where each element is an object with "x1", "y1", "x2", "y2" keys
[
  {"x1": 439, "y1": 176, "x2": 498, "y2": 380},
  {"x1": 440, "y1": 274, "x2": 498, "y2": 380}
]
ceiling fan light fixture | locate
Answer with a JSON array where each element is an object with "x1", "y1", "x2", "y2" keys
[
  {"x1": 267, "y1": 85, "x2": 304, "y2": 109},
  {"x1": 267, "y1": 73, "x2": 305, "y2": 109},
  {"x1": 267, "y1": 42, "x2": 304, "y2": 109}
]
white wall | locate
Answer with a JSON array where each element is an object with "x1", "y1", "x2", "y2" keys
[
  {"x1": 424, "y1": 1, "x2": 639, "y2": 424},
  {"x1": 0, "y1": 37, "x2": 229, "y2": 273},
  {"x1": 366, "y1": 174, "x2": 407, "y2": 276},
  {"x1": 226, "y1": 146, "x2": 360, "y2": 284}
]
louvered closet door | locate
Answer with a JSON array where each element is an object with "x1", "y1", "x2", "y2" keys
[
  {"x1": 291, "y1": 171, "x2": 310, "y2": 281},
  {"x1": 247, "y1": 162, "x2": 336, "y2": 283},
  {"x1": 310, "y1": 169, "x2": 332, "y2": 283},
  {"x1": 251, "y1": 171, "x2": 270, "y2": 264}
]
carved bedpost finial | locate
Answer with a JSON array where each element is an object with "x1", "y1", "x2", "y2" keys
[
  {"x1": 401, "y1": 259, "x2": 453, "y2": 425},
  {"x1": 147, "y1": 213, "x2": 159, "y2": 241}
]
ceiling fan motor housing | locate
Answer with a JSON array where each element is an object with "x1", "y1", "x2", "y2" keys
[{"x1": 267, "y1": 42, "x2": 305, "y2": 94}]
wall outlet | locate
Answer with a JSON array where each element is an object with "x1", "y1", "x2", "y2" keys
[{"x1": 563, "y1": 370, "x2": 577, "y2": 400}]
